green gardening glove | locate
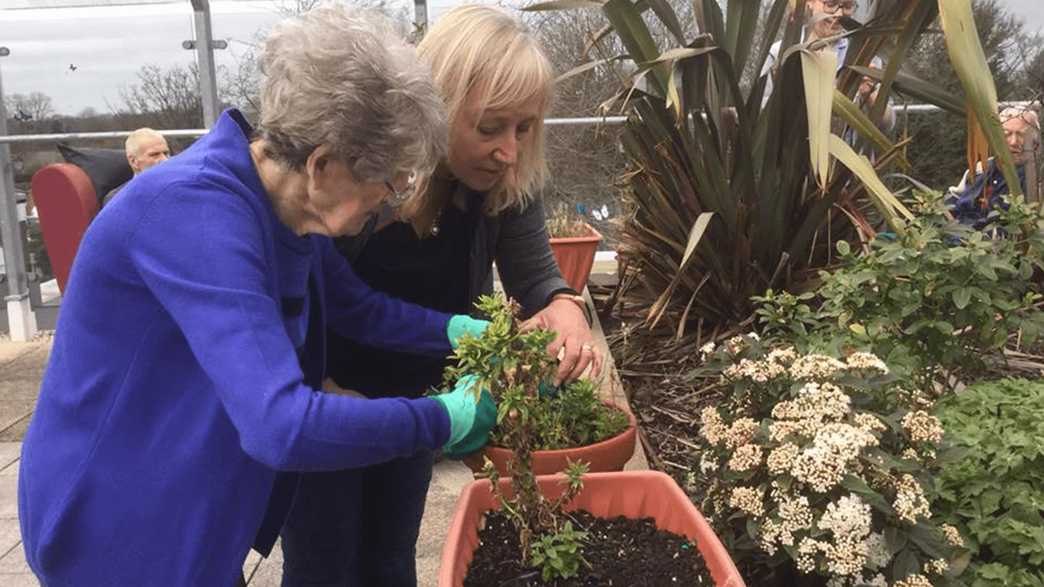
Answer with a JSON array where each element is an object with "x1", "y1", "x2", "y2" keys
[
  {"x1": 447, "y1": 315, "x2": 490, "y2": 349},
  {"x1": 431, "y1": 375, "x2": 497, "y2": 457}
]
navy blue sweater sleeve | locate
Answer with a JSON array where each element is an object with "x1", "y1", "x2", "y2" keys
[
  {"x1": 318, "y1": 237, "x2": 455, "y2": 356},
  {"x1": 127, "y1": 185, "x2": 451, "y2": 471}
]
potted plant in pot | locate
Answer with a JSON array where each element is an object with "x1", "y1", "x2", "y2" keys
[
  {"x1": 447, "y1": 294, "x2": 635, "y2": 476},
  {"x1": 439, "y1": 296, "x2": 744, "y2": 585},
  {"x1": 440, "y1": 470, "x2": 745, "y2": 586},
  {"x1": 546, "y1": 204, "x2": 602, "y2": 293}
]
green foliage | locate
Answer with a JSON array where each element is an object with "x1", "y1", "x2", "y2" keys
[
  {"x1": 529, "y1": 520, "x2": 589, "y2": 582},
  {"x1": 498, "y1": 378, "x2": 630, "y2": 451},
  {"x1": 530, "y1": 0, "x2": 943, "y2": 331},
  {"x1": 695, "y1": 337, "x2": 967, "y2": 585},
  {"x1": 754, "y1": 193, "x2": 1044, "y2": 392},
  {"x1": 936, "y1": 378, "x2": 1044, "y2": 586}
]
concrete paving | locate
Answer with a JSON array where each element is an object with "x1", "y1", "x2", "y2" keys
[{"x1": 0, "y1": 284, "x2": 643, "y2": 586}]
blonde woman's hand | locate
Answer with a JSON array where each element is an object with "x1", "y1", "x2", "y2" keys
[{"x1": 519, "y1": 295, "x2": 603, "y2": 385}]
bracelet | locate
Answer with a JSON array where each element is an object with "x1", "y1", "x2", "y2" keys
[{"x1": 551, "y1": 293, "x2": 593, "y2": 326}]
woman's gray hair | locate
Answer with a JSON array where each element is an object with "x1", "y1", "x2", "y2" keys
[{"x1": 257, "y1": 3, "x2": 446, "y2": 182}]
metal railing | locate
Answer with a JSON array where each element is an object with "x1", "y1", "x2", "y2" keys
[{"x1": 0, "y1": 90, "x2": 1040, "y2": 337}]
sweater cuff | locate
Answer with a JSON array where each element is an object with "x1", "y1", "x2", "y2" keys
[{"x1": 417, "y1": 397, "x2": 452, "y2": 448}]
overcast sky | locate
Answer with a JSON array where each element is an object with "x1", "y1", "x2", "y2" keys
[{"x1": 1, "y1": 0, "x2": 1043, "y2": 116}]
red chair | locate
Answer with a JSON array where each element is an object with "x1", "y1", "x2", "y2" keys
[{"x1": 30, "y1": 164, "x2": 99, "y2": 294}]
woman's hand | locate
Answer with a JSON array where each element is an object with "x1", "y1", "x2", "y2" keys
[{"x1": 520, "y1": 295, "x2": 603, "y2": 385}]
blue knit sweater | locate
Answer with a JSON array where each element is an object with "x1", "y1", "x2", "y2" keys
[{"x1": 19, "y1": 110, "x2": 453, "y2": 586}]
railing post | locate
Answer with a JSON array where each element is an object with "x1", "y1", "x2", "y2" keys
[
  {"x1": 190, "y1": 0, "x2": 220, "y2": 128},
  {"x1": 0, "y1": 48, "x2": 37, "y2": 341}
]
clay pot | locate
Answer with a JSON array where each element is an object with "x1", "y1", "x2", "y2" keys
[
  {"x1": 463, "y1": 401, "x2": 637, "y2": 476},
  {"x1": 439, "y1": 470, "x2": 745, "y2": 587},
  {"x1": 549, "y1": 223, "x2": 602, "y2": 293}
]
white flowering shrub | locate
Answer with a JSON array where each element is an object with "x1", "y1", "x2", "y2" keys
[{"x1": 695, "y1": 336, "x2": 968, "y2": 586}]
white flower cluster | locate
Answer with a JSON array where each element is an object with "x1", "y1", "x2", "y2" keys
[
  {"x1": 724, "y1": 335, "x2": 750, "y2": 355},
  {"x1": 699, "y1": 341, "x2": 716, "y2": 361},
  {"x1": 766, "y1": 346, "x2": 798, "y2": 365},
  {"x1": 820, "y1": 495, "x2": 872, "y2": 541},
  {"x1": 854, "y1": 413, "x2": 887, "y2": 434},
  {"x1": 700, "y1": 407, "x2": 726, "y2": 446},
  {"x1": 902, "y1": 411, "x2": 944, "y2": 444},
  {"x1": 767, "y1": 443, "x2": 801, "y2": 475},
  {"x1": 791, "y1": 423, "x2": 876, "y2": 493},
  {"x1": 844, "y1": 352, "x2": 889, "y2": 375},
  {"x1": 723, "y1": 358, "x2": 786, "y2": 382},
  {"x1": 893, "y1": 474, "x2": 931, "y2": 524},
  {"x1": 729, "y1": 486, "x2": 764, "y2": 517},
  {"x1": 941, "y1": 524, "x2": 964, "y2": 547},
  {"x1": 724, "y1": 417, "x2": 758, "y2": 449},
  {"x1": 816, "y1": 495, "x2": 873, "y2": 576},
  {"x1": 727, "y1": 443, "x2": 763, "y2": 472},
  {"x1": 924, "y1": 558, "x2": 949, "y2": 575},
  {"x1": 760, "y1": 494, "x2": 814, "y2": 554},
  {"x1": 797, "y1": 537, "x2": 826, "y2": 573},
  {"x1": 770, "y1": 382, "x2": 852, "y2": 441},
  {"x1": 699, "y1": 453, "x2": 718, "y2": 474},
  {"x1": 893, "y1": 574, "x2": 933, "y2": 587},
  {"x1": 789, "y1": 353, "x2": 847, "y2": 380}
]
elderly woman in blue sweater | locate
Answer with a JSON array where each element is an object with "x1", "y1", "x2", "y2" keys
[{"x1": 17, "y1": 6, "x2": 493, "y2": 586}]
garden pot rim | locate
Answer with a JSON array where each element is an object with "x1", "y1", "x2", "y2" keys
[{"x1": 548, "y1": 222, "x2": 602, "y2": 244}]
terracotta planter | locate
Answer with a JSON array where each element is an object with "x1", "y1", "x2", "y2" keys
[
  {"x1": 463, "y1": 401, "x2": 636, "y2": 476},
  {"x1": 439, "y1": 470, "x2": 745, "y2": 587},
  {"x1": 549, "y1": 223, "x2": 602, "y2": 293}
]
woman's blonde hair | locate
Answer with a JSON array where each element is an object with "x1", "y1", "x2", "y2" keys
[{"x1": 403, "y1": 5, "x2": 554, "y2": 236}]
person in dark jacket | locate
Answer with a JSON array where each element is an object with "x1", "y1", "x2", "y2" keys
[
  {"x1": 17, "y1": 6, "x2": 495, "y2": 586},
  {"x1": 278, "y1": 6, "x2": 602, "y2": 586}
]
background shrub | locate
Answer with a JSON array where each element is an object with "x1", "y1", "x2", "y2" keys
[{"x1": 936, "y1": 378, "x2": 1044, "y2": 587}]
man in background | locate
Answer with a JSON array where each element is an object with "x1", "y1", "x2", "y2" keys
[
  {"x1": 103, "y1": 128, "x2": 170, "y2": 205},
  {"x1": 948, "y1": 107, "x2": 1040, "y2": 229}
]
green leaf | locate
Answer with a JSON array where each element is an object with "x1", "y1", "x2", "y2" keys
[
  {"x1": 841, "y1": 475, "x2": 894, "y2": 515},
  {"x1": 801, "y1": 49, "x2": 837, "y2": 189},
  {"x1": 828, "y1": 134, "x2": 914, "y2": 233},
  {"x1": 952, "y1": 288, "x2": 973, "y2": 310},
  {"x1": 892, "y1": 548, "x2": 921, "y2": 579}
]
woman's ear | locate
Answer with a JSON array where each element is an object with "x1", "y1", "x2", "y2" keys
[{"x1": 305, "y1": 145, "x2": 332, "y2": 192}]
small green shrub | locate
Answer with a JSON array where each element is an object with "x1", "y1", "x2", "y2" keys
[
  {"x1": 529, "y1": 520, "x2": 589, "y2": 582},
  {"x1": 494, "y1": 378, "x2": 629, "y2": 451},
  {"x1": 445, "y1": 294, "x2": 595, "y2": 579},
  {"x1": 755, "y1": 193, "x2": 1044, "y2": 392},
  {"x1": 695, "y1": 336, "x2": 968, "y2": 586},
  {"x1": 936, "y1": 378, "x2": 1044, "y2": 587}
]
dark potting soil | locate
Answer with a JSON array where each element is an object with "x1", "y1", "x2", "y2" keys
[{"x1": 464, "y1": 510, "x2": 713, "y2": 586}]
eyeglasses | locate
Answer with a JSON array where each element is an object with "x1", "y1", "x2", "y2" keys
[{"x1": 821, "y1": 0, "x2": 858, "y2": 12}]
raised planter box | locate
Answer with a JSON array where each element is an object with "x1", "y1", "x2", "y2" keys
[
  {"x1": 463, "y1": 401, "x2": 637, "y2": 476},
  {"x1": 439, "y1": 470, "x2": 745, "y2": 587},
  {"x1": 549, "y1": 223, "x2": 602, "y2": 293}
]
